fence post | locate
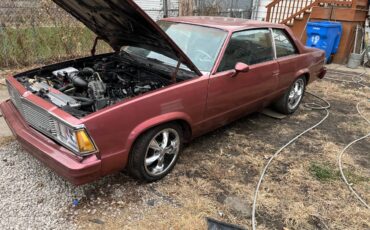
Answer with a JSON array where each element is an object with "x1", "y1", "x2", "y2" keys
[
  {"x1": 163, "y1": 0, "x2": 168, "y2": 18},
  {"x1": 228, "y1": 8, "x2": 232, "y2": 17},
  {"x1": 0, "y1": 25, "x2": 6, "y2": 67}
]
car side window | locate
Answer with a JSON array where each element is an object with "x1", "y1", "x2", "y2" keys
[
  {"x1": 273, "y1": 29, "x2": 298, "y2": 58},
  {"x1": 218, "y1": 29, "x2": 274, "y2": 72}
]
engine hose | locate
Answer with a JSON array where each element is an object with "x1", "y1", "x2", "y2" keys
[
  {"x1": 58, "y1": 84, "x2": 73, "y2": 92},
  {"x1": 252, "y1": 92, "x2": 331, "y2": 230},
  {"x1": 79, "y1": 101, "x2": 94, "y2": 107},
  {"x1": 63, "y1": 87, "x2": 76, "y2": 94},
  {"x1": 71, "y1": 96, "x2": 94, "y2": 107},
  {"x1": 68, "y1": 73, "x2": 88, "y2": 88}
]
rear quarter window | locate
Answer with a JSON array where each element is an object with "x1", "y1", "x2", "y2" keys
[{"x1": 273, "y1": 29, "x2": 298, "y2": 58}]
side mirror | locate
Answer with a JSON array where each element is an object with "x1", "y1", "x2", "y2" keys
[{"x1": 235, "y1": 62, "x2": 250, "y2": 73}]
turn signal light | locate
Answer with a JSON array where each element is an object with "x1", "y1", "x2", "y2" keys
[{"x1": 76, "y1": 130, "x2": 96, "y2": 153}]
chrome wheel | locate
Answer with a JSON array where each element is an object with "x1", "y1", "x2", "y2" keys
[
  {"x1": 287, "y1": 79, "x2": 305, "y2": 110},
  {"x1": 144, "y1": 128, "x2": 180, "y2": 177}
]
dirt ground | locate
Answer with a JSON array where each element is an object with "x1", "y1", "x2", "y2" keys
[{"x1": 0, "y1": 67, "x2": 369, "y2": 230}]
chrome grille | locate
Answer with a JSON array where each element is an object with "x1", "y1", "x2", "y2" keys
[
  {"x1": 7, "y1": 82, "x2": 23, "y2": 115},
  {"x1": 7, "y1": 81, "x2": 57, "y2": 137},
  {"x1": 22, "y1": 100, "x2": 55, "y2": 134}
]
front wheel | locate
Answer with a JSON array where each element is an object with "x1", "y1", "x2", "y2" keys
[
  {"x1": 127, "y1": 123, "x2": 183, "y2": 182},
  {"x1": 273, "y1": 77, "x2": 306, "y2": 115}
]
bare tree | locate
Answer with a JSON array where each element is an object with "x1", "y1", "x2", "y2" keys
[{"x1": 179, "y1": 0, "x2": 194, "y2": 16}]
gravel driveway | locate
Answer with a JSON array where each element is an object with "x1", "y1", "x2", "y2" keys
[
  {"x1": 1, "y1": 83, "x2": 70, "y2": 229},
  {"x1": 0, "y1": 142, "x2": 81, "y2": 229},
  {"x1": 0, "y1": 140, "x2": 166, "y2": 230},
  {"x1": 1, "y1": 76, "x2": 77, "y2": 230},
  {"x1": 1, "y1": 79, "x2": 78, "y2": 229}
]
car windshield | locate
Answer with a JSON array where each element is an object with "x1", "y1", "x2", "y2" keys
[{"x1": 123, "y1": 21, "x2": 227, "y2": 72}]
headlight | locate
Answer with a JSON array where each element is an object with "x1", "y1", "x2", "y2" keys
[{"x1": 54, "y1": 121, "x2": 96, "y2": 156}]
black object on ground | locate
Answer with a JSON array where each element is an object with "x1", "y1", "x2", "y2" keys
[{"x1": 207, "y1": 218, "x2": 246, "y2": 230}]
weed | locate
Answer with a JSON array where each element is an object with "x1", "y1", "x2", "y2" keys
[
  {"x1": 309, "y1": 162, "x2": 369, "y2": 184},
  {"x1": 309, "y1": 162, "x2": 338, "y2": 182},
  {"x1": 0, "y1": 26, "x2": 111, "y2": 68}
]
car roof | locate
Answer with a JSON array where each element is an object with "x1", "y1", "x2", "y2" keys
[{"x1": 161, "y1": 16, "x2": 287, "y2": 32}]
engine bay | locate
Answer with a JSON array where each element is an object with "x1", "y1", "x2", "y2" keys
[{"x1": 15, "y1": 53, "x2": 194, "y2": 117}]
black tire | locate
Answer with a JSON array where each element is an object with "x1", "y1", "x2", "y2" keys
[
  {"x1": 127, "y1": 123, "x2": 183, "y2": 182},
  {"x1": 273, "y1": 76, "x2": 307, "y2": 115}
]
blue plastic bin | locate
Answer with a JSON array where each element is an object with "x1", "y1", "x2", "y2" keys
[{"x1": 306, "y1": 21, "x2": 342, "y2": 63}]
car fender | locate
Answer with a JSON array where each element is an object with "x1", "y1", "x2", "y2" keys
[
  {"x1": 295, "y1": 69, "x2": 310, "y2": 83},
  {"x1": 124, "y1": 112, "x2": 193, "y2": 152}
]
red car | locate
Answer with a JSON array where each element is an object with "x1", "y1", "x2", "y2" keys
[{"x1": 0, "y1": 0, "x2": 326, "y2": 185}]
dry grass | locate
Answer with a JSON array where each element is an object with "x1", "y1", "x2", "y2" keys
[
  {"x1": 0, "y1": 68, "x2": 369, "y2": 229},
  {"x1": 0, "y1": 65, "x2": 42, "y2": 80},
  {"x1": 0, "y1": 136, "x2": 15, "y2": 146},
  {"x1": 0, "y1": 1, "x2": 111, "y2": 68}
]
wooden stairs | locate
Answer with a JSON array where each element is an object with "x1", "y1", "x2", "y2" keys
[{"x1": 266, "y1": 0, "x2": 369, "y2": 63}]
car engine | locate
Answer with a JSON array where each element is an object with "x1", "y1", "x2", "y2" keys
[{"x1": 15, "y1": 54, "x2": 183, "y2": 117}]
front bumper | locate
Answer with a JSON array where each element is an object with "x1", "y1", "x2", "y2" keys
[{"x1": 0, "y1": 100, "x2": 101, "y2": 185}]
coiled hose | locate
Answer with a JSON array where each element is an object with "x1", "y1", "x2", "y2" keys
[
  {"x1": 252, "y1": 69, "x2": 369, "y2": 229},
  {"x1": 252, "y1": 92, "x2": 331, "y2": 230},
  {"x1": 327, "y1": 68, "x2": 369, "y2": 209},
  {"x1": 70, "y1": 96, "x2": 94, "y2": 107},
  {"x1": 337, "y1": 101, "x2": 370, "y2": 210},
  {"x1": 335, "y1": 68, "x2": 369, "y2": 210},
  {"x1": 325, "y1": 70, "x2": 369, "y2": 88}
]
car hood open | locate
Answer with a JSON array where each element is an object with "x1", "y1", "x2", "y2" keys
[{"x1": 52, "y1": 0, "x2": 201, "y2": 75}]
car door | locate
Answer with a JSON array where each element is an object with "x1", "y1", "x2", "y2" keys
[
  {"x1": 204, "y1": 28, "x2": 279, "y2": 126},
  {"x1": 272, "y1": 28, "x2": 300, "y2": 90}
]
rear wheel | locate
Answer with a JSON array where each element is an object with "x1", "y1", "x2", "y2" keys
[
  {"x1": 273, "y1": 76, "x2": 306, "y2": 115},
  {"x1": 128, "y1": 123, "x2": 183, "y2": 182}
]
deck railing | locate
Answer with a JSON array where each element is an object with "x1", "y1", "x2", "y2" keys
[{"x1": 266, "y1": 0, "x2": 358, "y2": 25}]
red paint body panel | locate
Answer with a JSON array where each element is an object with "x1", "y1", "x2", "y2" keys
[
  {"x1": 81, "y1": 76, "x2": 209, "y2": 176},
  {"x1": 0, "y1": 100, "x2": 101, "y2": 185},
  {"x1": 0, "y1": 17, "x2": 326, "y2": 185}
]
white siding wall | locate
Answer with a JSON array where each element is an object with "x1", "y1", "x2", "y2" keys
[
  {"x1": 134, "y1": 0, "x2": 179, "y2": 20},
  {"x1": 168, "y1": 0, "x2": 179, "y2": 17},
  {"x1": 134, "y1": 0, "x2": 163, "y2": 20}
]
